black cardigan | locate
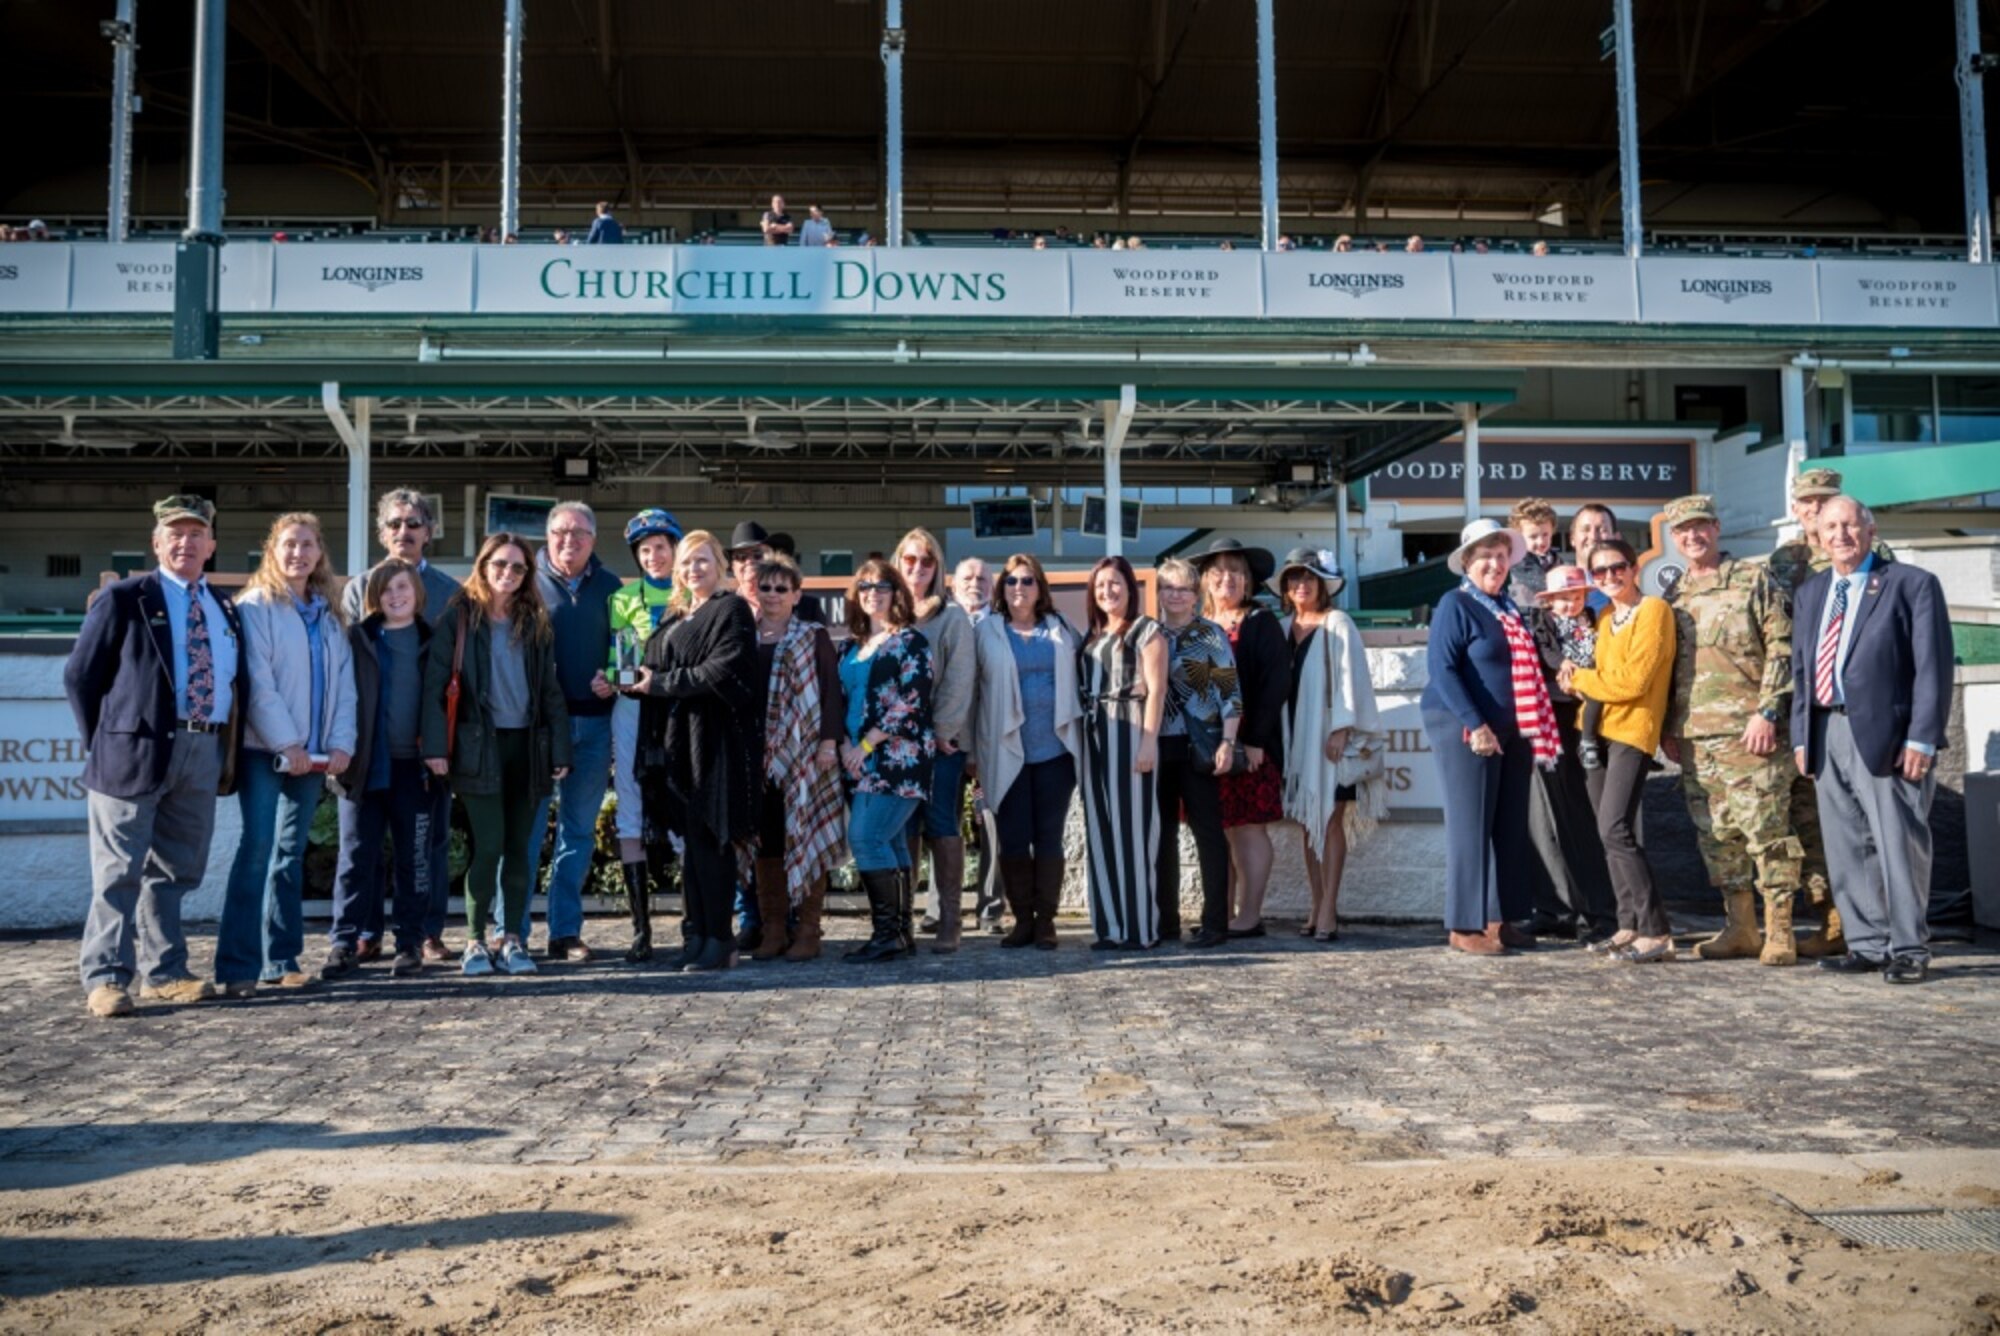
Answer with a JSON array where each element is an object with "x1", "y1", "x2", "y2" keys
[
  {"x1": 637, "y1": 592, "x2": 760, "y2": 846},
  {"x1": 1233, "y1": 606, "x2": 1290, "y2": 764}
]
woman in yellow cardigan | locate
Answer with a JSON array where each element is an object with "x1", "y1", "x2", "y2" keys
[{"x1": 1559, "y1": 537, "x2": 1677, "y2": 963}]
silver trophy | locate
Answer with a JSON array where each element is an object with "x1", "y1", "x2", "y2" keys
[{"x1": 614, "y1": 628, "x2": 644, "y2": 688}]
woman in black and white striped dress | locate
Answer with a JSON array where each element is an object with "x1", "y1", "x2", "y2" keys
[{"x1": 1080, "y1": 556, "x2": 1168, "y2": 949}]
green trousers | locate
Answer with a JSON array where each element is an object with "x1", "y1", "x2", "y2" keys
[{"x1": 461, "y1": 728, "x2": 537, "y2": 941}]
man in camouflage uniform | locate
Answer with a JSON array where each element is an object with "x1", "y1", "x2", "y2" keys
[
  {"x1": 1760, "y1": 465, "x2": 1869, "y2": 956},
  {"x1": 1663, "y1": 494, "x2": 1806, "y2": 965}
]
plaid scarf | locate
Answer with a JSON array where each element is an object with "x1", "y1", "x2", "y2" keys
[
  {"x1": 761, "y1": 621, "x2": 850, "y2": 903},
  {"x1": 1461, "y1": 581, "x2": 1560, "y2": 771}
]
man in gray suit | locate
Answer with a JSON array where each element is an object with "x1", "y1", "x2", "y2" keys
[{"x1": 1790, "y1": 496, "x2": 1954, "y2": 984}]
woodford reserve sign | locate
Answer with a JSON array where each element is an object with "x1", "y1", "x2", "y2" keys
[
  {"x1": 4, "y1": 244, "x2": 1999, "y2": 328},
  {"x1": 1369, "y1": 437, "x2": 1696, "y2": 503}
]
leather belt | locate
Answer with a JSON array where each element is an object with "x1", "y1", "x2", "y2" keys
[{"x1": 177, "y1": 719, "x2": 225, "y2": 734}]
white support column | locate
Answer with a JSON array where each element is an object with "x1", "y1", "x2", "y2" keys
[
  {"x1": 499, "y1": 0, "x2": 524, "y2": 240},
  {"x1": 1101, "y1": 385, "x2": 1137, "y2": 559},
  {"x1": 1256, "y1": 0, "x2": 1279, "y2": 251},
  {"x1": 1957, "y1": 0, "x2": 1992, "y2": 263},
  {"x1": 1461, "y1": 404, "x2": 1481, "y2": 522},
  {"x1": 322, "y1": 383, "x2": 373, "y2": 573},
  {"x1": 1612, "y1": 0, "x2": 1643, "y2": 257},
  {"x1": 1049, "y1": 488, "x2": 1064, "y2": 558},
  {"x1": 1780, "y1": 365, "x2": 1808, "y2": 536},
  {"x1": 882, "y1": 0, "x2": 906, "y2": 249},
  {"x1": 1334, "y1": 480, "x2": 1354, "y2": 610},
  {"x1": 106, "y1": 0, "x2": 138, "y2": 242}
]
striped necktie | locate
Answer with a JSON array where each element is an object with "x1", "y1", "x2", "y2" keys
[{"x1": 1814, "y1": 577, "x2": 1849, "y2": 707}]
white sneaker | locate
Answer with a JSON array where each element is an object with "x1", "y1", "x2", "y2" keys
[
  {"x1": 461, "y1": 941, "x2": 495, "y2": 977},
  {"x1": 498, "y1": 939, "x2": 537, "y2": 975}
]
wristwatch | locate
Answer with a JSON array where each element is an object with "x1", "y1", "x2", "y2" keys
[{"x1": 1759, "y1": 707, "x2": 1780, "y2": 725}]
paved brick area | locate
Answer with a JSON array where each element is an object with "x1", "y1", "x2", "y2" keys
[{"x1": 2, "y1": 917, "x2": 1995, "y2": 1179}]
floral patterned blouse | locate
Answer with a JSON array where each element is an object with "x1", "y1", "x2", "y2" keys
[{"x1": 840, "y1": 625, "x2": 936, "y2": 799}]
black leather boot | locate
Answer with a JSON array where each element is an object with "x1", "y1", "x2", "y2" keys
[
  {"x1": 844, "y1": 869, "x2": 907, "y2": 963},
  {"x1": 622, "y1": 861, "x2": 652, "y2": 963},
  {"x1": 898, "y1": 867, "x2": 918, "y2": 955}
]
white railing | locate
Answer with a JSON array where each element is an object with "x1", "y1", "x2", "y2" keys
[{"x1": 0, "y1": 243, "x2": 1993, "y2": 329}]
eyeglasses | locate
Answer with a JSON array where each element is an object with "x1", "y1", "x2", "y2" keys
[
  {"x1": 486, "y1": 559, "x2": 529, "y2": 575},
  {"x1": 547, "y1": 527, "x2": 592, "y2": 542},
  {"x1": 1590, "y1": 561, "x2": 1631, "y2": 580},
  {"x1": 855, "y1": 580, "x2": 895, "y2": 594},
  {"x1": 755, "y1": 582, "x2": 796, "y2": 595},
  {"x1": 1160, "y1": 585, "x2": 1196, "y2": 596},
  {"x1": 1001, "y1": 575, "x2": 1038, "y2": 588},
  {"x1": 382, "y1": 517, "x2": 428, "y2": 531}
]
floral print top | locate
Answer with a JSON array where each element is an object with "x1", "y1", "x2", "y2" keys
[{"x1": 840, "y1": 625, "x2": 936, "y2": 799}]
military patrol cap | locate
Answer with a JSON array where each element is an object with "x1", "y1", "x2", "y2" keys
[
  {"x1": 153, "y1": 493, "x2": 215, "y2": 528},
  {"x1": 1663, "y1": 494, "x2": 1719, "y2": 528},
  {"x1": 1793, "y1": 467, "x2": 1842, "y2": 499}
]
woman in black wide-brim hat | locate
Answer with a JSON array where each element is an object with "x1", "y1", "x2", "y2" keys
[{"x1": 1191, "y1": 537, "x2": 1288, "y2": 939}]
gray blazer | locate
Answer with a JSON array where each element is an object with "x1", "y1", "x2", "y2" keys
[
  {"x1": 911, "y1": 596, "x2": 976, "y2": 752},
  {"x1": 236, "y1": 585, "x2": 359, "y2": 757}
]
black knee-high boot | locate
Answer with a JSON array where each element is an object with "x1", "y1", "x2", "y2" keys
[{"x1": 622, "y1": 862, "x2": 652, "y2": 963}]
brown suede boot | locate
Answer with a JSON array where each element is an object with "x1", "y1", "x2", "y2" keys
[
  {"x1": 930, "y1": 837, "x2": 965, "y2": 953},
  {"x1": 1032, "y1": 858, "x2": 1065, "y2": 950},
  {"x1": 999, "y1": 858, "x2": 1037, "y2": 948},
  {"x1": 784, "y1": 875, "x2": 825, "y2": 962},
  {"x1": 1759, "y1": 893, "x2": 1798, "y2": 966},
  {"x1": 750, "y1": 858, "x2": 792, "y2": 961},
  {"x1": 1693, "y1": 889, "x2": 1762, "y2": 960},
  {"x1": 1795, "y1": 882, "x2": 1846, "y2": 957}
]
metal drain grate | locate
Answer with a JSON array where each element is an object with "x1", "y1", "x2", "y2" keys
[{"x1": 1805, "y1": 1208, "x2": 2000, "y2": 1253}]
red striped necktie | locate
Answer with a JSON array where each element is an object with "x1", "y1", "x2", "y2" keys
[{"x1": 1814, "y1": 577, "x2": 1850, "y2": 707}]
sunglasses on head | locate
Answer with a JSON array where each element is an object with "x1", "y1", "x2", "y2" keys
[
  {"x1": 1002, "y1": 575, "x2": 1037, "y2": 588},
  {"x1": 855, "y1": 580, "x2": 895, "y2": 594},
  {"x1": 1590, "y1": 561, "x2": 1631, "y2": 579}
]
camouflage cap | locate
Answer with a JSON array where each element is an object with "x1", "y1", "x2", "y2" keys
[
  {"x1": 1793, "y1": 466, "x2": 1842, "y2": 499},
  {"x1": 1663, "y1": 494, "x2": 1718, "y2": 528},
  {"x1": 153, "y1": 493, "x2": 215, "y2": 528}
]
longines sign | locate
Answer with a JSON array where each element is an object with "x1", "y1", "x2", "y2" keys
[{"x1": 2, "y1": 243, "x2": 1996, "y2": 329}]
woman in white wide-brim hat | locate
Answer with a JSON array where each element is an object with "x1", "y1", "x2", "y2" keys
[
  {"x1": 1273, "y1": 546, "x2": 1384, "y2": 944},
  {"x1": 1420, "y1": 518, "x2": 1558, "y2": 956}
]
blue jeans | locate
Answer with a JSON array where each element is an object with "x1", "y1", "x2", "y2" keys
[
  {"x1": 336, "y1": 767, "x2": 450, "y2": 944},
  {"x1": 911, "y1": 749, "x2": 968, "y2": 840},
  {"x1": 330, "y1": 759, "x2": 440, "y2": 953},
  {"x1": 518, "y1": 712, "x2": 613, "y2": 942},
  {"x1": 850, "y1": 792, "x2": 921, "y2": 873},
  {"x1": 215, "y1": 751, "x2": 325, "y2": 985}
]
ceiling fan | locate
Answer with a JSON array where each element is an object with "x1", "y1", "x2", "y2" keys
[
  {"x1": 733, "y1": 412, "x2": 797, "y2": 452},
  {"x1": 46, "y1": 412, "x2": 139, "y2": 451}
]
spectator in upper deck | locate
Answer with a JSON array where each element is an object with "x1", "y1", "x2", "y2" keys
[
  {"x1": 1531, "y1": 240, "x2": 1551, "y2": 257},
  {"x1": 761, "y1": 195, "x2": 795, "y2": 246},
  {"x1": 585, "y1": 201, "x2": 623, "y2": 245},
  {"x1": 1405, "y1": 234, "x2": 1425, "y2": 253},
  {"x1": 1333, "y1": 234, "x2": 1353, "y2": 252},
  {"x1": 799, "y1": 205, "x2": 834, "y2": 248}
]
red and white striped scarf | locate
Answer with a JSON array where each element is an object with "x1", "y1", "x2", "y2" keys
[{"x1": 1462, "y1": 582, "x2": 1561, "y2": 770}]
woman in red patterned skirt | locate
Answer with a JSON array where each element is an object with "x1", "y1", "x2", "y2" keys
[{"x1": 1192, "y1": 539, "x2": 1289, "y2": 937}]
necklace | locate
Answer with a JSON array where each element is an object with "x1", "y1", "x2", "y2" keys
[{"x1": 1610, "y1": 599, "x2": 1642, "y2": 630}]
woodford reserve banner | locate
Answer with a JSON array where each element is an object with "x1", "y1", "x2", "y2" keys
[
  {"x1": 1368, "y1": 437, "x2": 1697, "y2": 504},
  {"x1": 1, "y1": 244, "x2": 1996, "y2": 329}
]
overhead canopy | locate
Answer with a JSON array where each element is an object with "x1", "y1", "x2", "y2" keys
[{"x1": 1824, "y1": 443, "x2": 2000, "y2": 511}]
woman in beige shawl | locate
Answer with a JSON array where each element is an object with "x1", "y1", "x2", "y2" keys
[{"x1": 1275, "y1": 547, "x2": 1385, "y2": 943}]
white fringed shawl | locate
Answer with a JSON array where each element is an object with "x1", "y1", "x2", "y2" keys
[{"x1": 1281, "y1": 611, "x2": 1387, "y2": 859}]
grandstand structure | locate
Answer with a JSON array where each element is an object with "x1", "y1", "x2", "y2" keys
[{"x1": 1, "y1": 0, "x2": 1999, "y2": 614}]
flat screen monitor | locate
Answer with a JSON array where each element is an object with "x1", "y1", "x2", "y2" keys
[
  {"x1": 484, "y1": 492, "x2": 559, "y2": 540},
  {"x1": 1080, "y1": 494, "x2": 1143, "y2": 542},
  {"x1": 970, "y1": 496, "x2": 1037, "y2": 539}
]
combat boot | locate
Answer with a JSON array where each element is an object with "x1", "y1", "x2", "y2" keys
[
  {"x1": 1759, "y1": 894, "x2": 1798, "y2": 967},
  {"x1": 1795, "y1": 887, "x2": 1847, "y2": 958},
  {"x1": 1693, "y1": 889, "x2": 1763, "y2": 960}
]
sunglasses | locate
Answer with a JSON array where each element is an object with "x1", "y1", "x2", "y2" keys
[
  {"x1": 755, "y1": 582, "x2": 796, "y2": 595},
  {"x1": 382, "y1": 517, "x2": 428, "y2": 531},
  {"x1": 900, "y1": 553, "x2": 936, "y2": 568},
  {"x1": 855, "y1": 580, "x2": 895, "y2": 594},
  {"x1": 486, "y1": 559, "x2": 529, "y2": 575},
  {"x1": 1002, "y1": 575, "x2": 1038, "y2": 588},
  {"x1": 1590, "y1": 561, "x2": 1632, "y2": 580}
]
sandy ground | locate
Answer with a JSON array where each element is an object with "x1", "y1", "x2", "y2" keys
[{"x1": 3, "y1": 1138, "x2": 1996, "y2": 1333}]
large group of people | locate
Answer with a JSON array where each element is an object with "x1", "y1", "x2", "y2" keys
[
  {"x1": 62, "y1": 468, "x2": 1955, "y2": 1017},
  {"x1": 66, "y1": 495, "x2": 1400, "y2": 1018},
  {"x1": 1422, "y1": 472, "x2": 1952, "y2": 986}
]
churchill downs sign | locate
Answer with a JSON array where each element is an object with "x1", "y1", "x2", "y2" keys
[{"x1": 2, "y1": 245, "x2": 1997, "y2": 328}]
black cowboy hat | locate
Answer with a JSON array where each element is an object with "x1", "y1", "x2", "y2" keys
[
  {"x1": 1189, "y1": 536, "x2": 1276, "y2": 585},
  {"x1": 727, "y1": 520, "x2": 771, "y2": 556}
]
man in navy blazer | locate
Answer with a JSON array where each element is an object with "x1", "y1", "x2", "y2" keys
[
  {"x1": 64, "y1": 496, "x2": 248, "y2": 1017},
  {"x1": 1790, "y1": 496, "x2": 1954, "y2": 984}
]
